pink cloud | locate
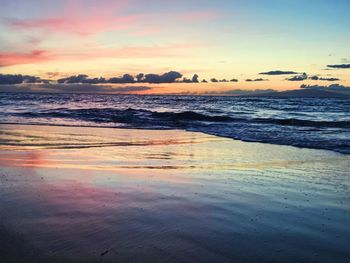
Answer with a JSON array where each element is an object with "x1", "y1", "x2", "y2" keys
[
  {"x1": 5, "y1": 0, "x2": 137, "y2": 36},
  {"x1": 0, "y1": 43, "x2": 200, "y2": 66},
  {"x1": 5, "y1": 0, "x2": 221, "y2": 37},
  {"x1": 0, "y1": 50, "x2": 54, "y2": 66},
  {"x1": 7, "y1": 16, "x2": 138, "y2": 36}
]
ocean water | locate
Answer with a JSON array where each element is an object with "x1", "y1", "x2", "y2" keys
[{"x1": 1, "y1": 92, "x2": 349, "y2": 154}]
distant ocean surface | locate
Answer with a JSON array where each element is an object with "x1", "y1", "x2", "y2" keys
[{"x1": 1, "y1": 93, "x2": 349, "y2": 154}]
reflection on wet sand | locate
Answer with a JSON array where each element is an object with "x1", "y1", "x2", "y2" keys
[{"x1": 0, "y1": 124, "x2": 350, "y2": 262}]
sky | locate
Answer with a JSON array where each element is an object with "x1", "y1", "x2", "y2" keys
[{"x1": 0, "y1": 0, "x2": 349, "y2": 94}]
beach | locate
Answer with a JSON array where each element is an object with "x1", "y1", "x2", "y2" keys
[{"x1": 1, "y1": 124, "x2": 349, "y2": 262}]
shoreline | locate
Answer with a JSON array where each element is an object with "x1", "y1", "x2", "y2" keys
[
  {"x1": 1, "y1": 124, "x2": 349, "y2": 262},
  {"x1": 0, "y1": 123, "x2": 347, "y2": 155}
]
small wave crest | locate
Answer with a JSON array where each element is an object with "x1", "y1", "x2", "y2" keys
[
  {"x1": 15, "y1": 108, "x2": 233, "y2": 126},
  {"x1": 251, "y1": 118, "x2": 350, "y2": 128},
  {"x1": 14, "y1": 108, "x2": 350, "y2": 128}
]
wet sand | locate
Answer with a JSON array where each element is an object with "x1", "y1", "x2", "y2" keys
[{"x1": 0, "y1": 124, "x2": 349, "y2": 262}]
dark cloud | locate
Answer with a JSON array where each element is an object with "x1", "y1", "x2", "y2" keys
[
  {"x1": 0, "y1": 74, "x2": 43, "y2": 84},
  {"x1": 136, "y1": 73, "x2": 144, "y2": 82},
  {"x1": 286, "y1": 73, "x2": 307, "y2": 81},
  {"x1": 168, "y1": 74, "x2": 199, "y2": 83},
  {"x1": 170, "y1": 89, "x2": 276, "y2": 96},
  {"x1": 0, "y1": 83, "x2": 152, "y2": 94},
  {"x1": 309, "y1": 75, "x2": 339, "y2": 81},
  {"x1": 57, "y1": 71, "x2": 184, "y2": 84},
  {"x1": 259, "y1": 70, "x2": 298, "y2": 75},
  {"x1": 50, "y1": 84, "x2": 150, "y2": 93},
  {"x1": 0, "y1": 85, "x2": 35, "y2": 92},
  {"x1": 245, "y1": 78, "x2": 268, "y2": 82},
  {"x1": 109, "y1": 74, "x2": 134, "y2": 84},
  {"x1": 3, "y1": 72, "x2": 245, "y2": 86},
  {"x1": 143, "y1": 71, "x2": 183, "y2": 83},
  {"x1": 205, "y1": 89, "x2": 275, "y2": 96},
  {"x1": 182, "y1": 77, "x2": 192, "y2": 83},
  {"x1": 82, "y1": 77, "x2": 107, "y2": 84},
  {"x1": 57, "y1": 74, "x2": 107, "y2": 84},
  {"x1": 327, "y1": 64, "x2": 350, "y2": 69},
  {"x1": 58, "y1": 74, "x2": 137, "y2": 84},
  {"x1": 320, "y1": 77, "x2": 340, "y2": 81},
  {"x1": 300, "y1": 84, "x2": 350, "y2": 95},
  {"x1": 192, "y1": 74, "x2": 199, "y2": 83}
]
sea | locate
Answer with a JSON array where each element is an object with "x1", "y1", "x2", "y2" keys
[{"x1": 1, "y1": 92, "x2": 349, "y2": 154}]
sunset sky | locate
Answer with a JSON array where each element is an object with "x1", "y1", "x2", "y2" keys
[{"x1": 0, "y1": 0, "x2": 349, "y2": 94}]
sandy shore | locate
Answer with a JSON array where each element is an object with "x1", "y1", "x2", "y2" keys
[{"x1": 1, "y1": 124, "x2": 349, "y2": 262}]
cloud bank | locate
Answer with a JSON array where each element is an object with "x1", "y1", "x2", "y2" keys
[
  {"x1": 0, "y1": 83, "x2": 152, "y2": 94},
  {"x1": 56, "y1": 71, "x2": 188, "y2": 84},
  {"x1": 300, "y1": 84, "x2": 350, "y2": 95},
  {"x1": 0, "y1": 74, "x2": 45, "y2": 84}
]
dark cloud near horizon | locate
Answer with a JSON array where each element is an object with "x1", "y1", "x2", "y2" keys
[
  {"x1": 0, "y1": 85, "x2": 34, "y2": 93},
  {"x1": 309, "y1": 75, "x2": 339, "y2": 81},
  {"x1": 0, "y1": 83, "x2": 152, "y2": 94},
  {"x1": 1, "y1": 72, "x2": 241, "y2": 86},
  {"x1": 327, "y1": 64, "x2": 350, "y2": 69},
  {"x1": 210, "y1": 78, "x2": 238, "y2": 83},
  {"x1": 179, "y1": 74, "x2": 201, "y2": 83},
  {"x1": 0, "y1": 74, "x2": 44, "y2": 84},
  {"x1": 182, "y1": 77, "x2": 192, "y2": 83},
  {"x1": 109, "y1": 74, "x2": 135, "y2": 84},
  {"x1": 57, "y1": 71, "x2": 184, "y2": 84},
  {"x1": 192, "y1": 74, "x2": 199, "y2": 83},
  {"x1": 57, "y1": 74, "x2": 107, "y2": 84},
  {"x1": 52, "y1": 84, "x2": 151, "y2": 93},
  {"x1": 246, "y1": 78, "x2": 268, "y2": 82},
  {"x1": 57, "y1": 74, "x2": 137, "y2": 84},
  {"x1": 204, "y1": 89, "x2": 275, "y2": 96},
  {"x1": 300, "y1": 83, "x2": 350, "y2": 95},
  {"x1": 259, "y1": 70, "x2": 298, "y2": 75},
  {"x1": 142, "y1": 71, "x2": 183, "y2": 83},
  {"x1": 286, "y1": 73, "x2": 307, "y2": 81}
]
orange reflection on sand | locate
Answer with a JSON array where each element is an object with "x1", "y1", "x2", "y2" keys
[{"x1": 0, "y1": 151, "x2": 55, "y2": 168}]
